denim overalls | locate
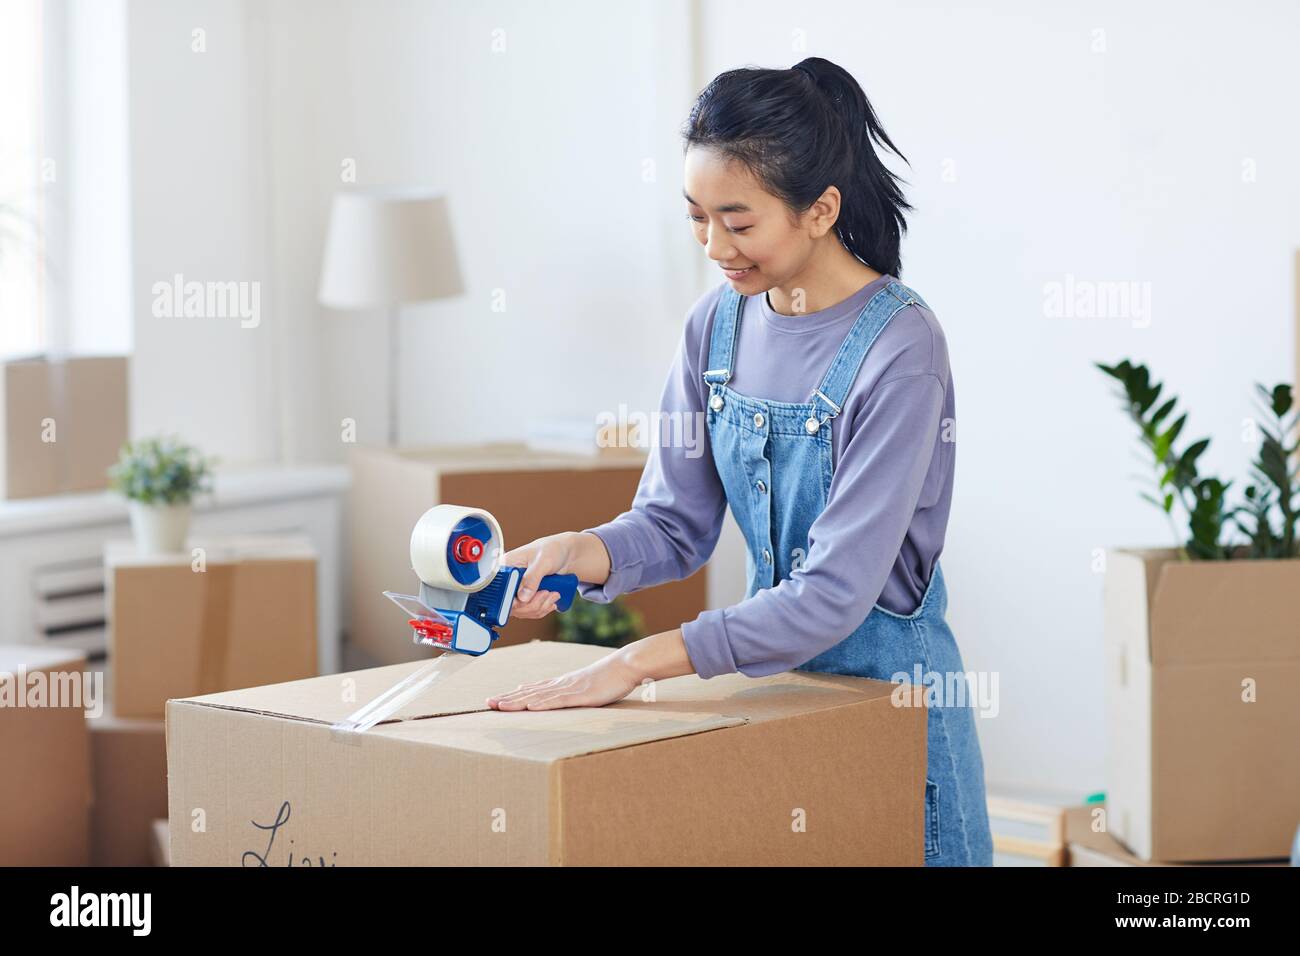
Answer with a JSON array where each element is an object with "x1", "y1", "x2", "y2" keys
[{"x1": 702, "y1": 279, "x2": 994, "y2": 867}]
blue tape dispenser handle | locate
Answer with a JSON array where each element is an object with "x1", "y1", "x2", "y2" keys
[{"x1": 510, "y1": 570, "x2": 579, "y2": 611}]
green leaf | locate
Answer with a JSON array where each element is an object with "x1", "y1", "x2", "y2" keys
[{"x1": 1149, "y1": 397, "x2": 1177, "y2": 428}]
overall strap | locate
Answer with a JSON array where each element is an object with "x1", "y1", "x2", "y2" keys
[
  {"x1": 702, "y1": 284, "x2": 745, "y2": 386},
  {"x1": 811, "y1": 280, "x2": 923, "y2": 424}
]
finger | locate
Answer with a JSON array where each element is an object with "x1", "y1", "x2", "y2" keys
[
  {"x1": 494, "y1": 692, "x2": 541, "y2": 711},
  {"x1": 519, "y1": 592, "x2": 559, "y2": 616},
  {"x1": 496, "y1": 675, "x2": 580, "y2": 709},
  {"x1": 485, "y1": 680, "x2": 547, "y2": 706},
  {"x1": 512, "y1": 589, "x2": 557, "y2": 618},
  {"x1": 491, "y1": 680, "x2": 559, "y2": 707},
  {"x1": 517, "y1": 554, "x2": 552, "y2": 601},
  {"x1": 501, "y1": 545, "x2": 532, "y2": 566}
]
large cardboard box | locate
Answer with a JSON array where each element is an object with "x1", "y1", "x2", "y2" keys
[
  {"x1": 0, "y1": 646, "x2": 94, "y2": 865},
  {"x1": 0, "y1": 355, "x2": 128, "y2": 499},
  {"x1": 150, "y1": 820, "x2": 169, "y2": 867},
  {"x1": 107, "y1": 535, "x2": 319, "y2": 719},
  {"x1": 88, "y1": 704, "x2": 168, "y2": 867},
  {"x1": 1064, "y1": 805, "x2": 1287, "y2": 867},
  {"x1": 348, "y1": 443, "x2": 708, "y2": 664},
  {"x1": 167, "y1": 641, "x2": 927, "y2": 866},
  {"x1": 1103, "y1": 548, "x2": 1300, "y2": 862}
]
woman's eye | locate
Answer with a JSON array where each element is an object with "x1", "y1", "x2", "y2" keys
[{"x1": 684, "y1": 213, "x2": 749, "y2": 234}]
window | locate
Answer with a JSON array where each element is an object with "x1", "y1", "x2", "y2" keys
[
  {"x1": 0, "y1": 0, "x2": 44, "y2": 357},
  {"x1": 0, "y1": 0, "x2": 132, "y2": 360}
]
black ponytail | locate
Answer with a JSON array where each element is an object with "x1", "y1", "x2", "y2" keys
[{"x1": 681, "y1": 56, "x2": 912, "y2": 277}]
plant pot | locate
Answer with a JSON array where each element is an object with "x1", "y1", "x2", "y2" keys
[{"x1": 127, "y1": 500, "x2": 191, "y2": 555}]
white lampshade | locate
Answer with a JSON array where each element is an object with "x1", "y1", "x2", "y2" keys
[{"x1": 317, "y1": 188, "x2": 465, "y2": 309}]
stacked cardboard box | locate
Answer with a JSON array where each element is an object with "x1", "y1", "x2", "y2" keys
[
  {"x1": 167, "y1": 640, "x2": 928, "y2": 866},
  {"x1": 1064, "y1": 805, "x2": 1287, "y2": 867},
  {"x1": 150, "y1": 820, "x2": 169, "y2": 867},
  {"x1": 92, "y1": 535, "x2": 319, "y2": 864},
  {"x1": 106, "y1": 535, "x2": 319, "y2": 718},
  {"x1": 88, "y1": 699, "x2": 168, "y2": 867},
  {"x1": 0, "y1": 646, "x2": 94, "y2": 865},
  {"x1": 0, "y1": 355, "x2": 128, "y2": 499}
]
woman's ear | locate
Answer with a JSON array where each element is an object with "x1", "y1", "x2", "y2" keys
[{"x1": 802, "y1": 185, "x2": 842, "y2": 239}]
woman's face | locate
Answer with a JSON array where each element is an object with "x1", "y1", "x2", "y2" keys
[{"x1": 683, "y1": 145, "x2": 828, "y2": 291}]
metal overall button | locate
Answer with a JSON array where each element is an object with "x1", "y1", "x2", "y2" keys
[
  {"x1": 805, "y1": 416, "x2": 821, "y2": 434},
  {"x1": 755, "y1": 479, "x2": 766, "y2": 494},
  {"x1": 709, "y1": 393, "x2": 724, "y2": 412},
  {"x1": 761, "y1": 548, "x2": 771, "y2": 564},
  {"x1": 753, "y1": 411, "x2": 765, "y2": 429}
]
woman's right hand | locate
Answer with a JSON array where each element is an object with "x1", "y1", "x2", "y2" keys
[{"x1": 502, "y1": 531, "x2": 583, "y2": 620}]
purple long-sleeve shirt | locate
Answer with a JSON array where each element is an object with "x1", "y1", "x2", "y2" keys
[{"x1": 577, "y1": 273, "x2": 955, "y2": 679}]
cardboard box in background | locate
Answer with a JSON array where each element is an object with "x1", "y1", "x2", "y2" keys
[
  {"x1": 0, "y1": 355, "x2": 128, "y2": 499},
  {"x1": 0, "y1": 646, "x2": 93, "y2": 865},
  {"x1": 1064, "y1": 804, "x2": 1288, "y2": 867},
  {"x1": 347, "y1": 444, "x2": 708, "y2": 665},
  {"x1": 168, "y1": 641, "x2": 927, "y2": 866},
  {"x1": 107, "y1": 535, "x2": 319, "y2": 719},
  {"x1": 1103, "y1": 548, "x2": 1300, "y2": 862},
  {"x1": 88, "y1": 704, "x2": 167, "y2": 867},
  {"x1": 150, "y1": 819, "x2": 169, "y2": 867}
]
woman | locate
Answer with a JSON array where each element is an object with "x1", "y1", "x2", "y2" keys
[{"x1": 486, "y1": 56, "x2": 994, "y2": 866}]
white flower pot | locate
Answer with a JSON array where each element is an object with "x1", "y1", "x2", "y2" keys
[{"x1": 127, "y1": 500, "x2": 192, "y2": 555}]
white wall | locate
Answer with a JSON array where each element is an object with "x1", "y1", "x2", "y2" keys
[
  {"x1": 260, "y1": 0, "x2": 705, "y2": 461},
  {"x1": 64, "y1": 0, "x2": 133, "y2": 355},
  {"x1": 127, "y1": 0, "x2": 276, "y2": 465},
  {"x1": 122, "y1": 0, "x2": 1300, "y2": 799}
]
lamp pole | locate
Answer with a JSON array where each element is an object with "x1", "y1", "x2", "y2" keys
[{"x1": 389, "y1": 306, "x2": 400, "y2": 446}]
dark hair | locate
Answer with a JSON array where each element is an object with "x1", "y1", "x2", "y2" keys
[{"x1": 681, "y1": 56, "x2": 911, "y2": 277}]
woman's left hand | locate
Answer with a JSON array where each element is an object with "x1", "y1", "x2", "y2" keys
[{"x1": 486, "y1": 651, "x2": 643, "y2": 711}]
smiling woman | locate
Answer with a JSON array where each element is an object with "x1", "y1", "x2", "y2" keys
[
  {"x1": 680, "y1": 55, "x2": 911, "y2": 305},
  {"x1": 490, "y1": 56, "x2": 994, "y2": 867}
]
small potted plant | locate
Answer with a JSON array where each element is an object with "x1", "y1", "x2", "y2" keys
[
  {"x1": 555, "y1": 595, "x2": 644, "y2": 648},
  {"x1": 108, "y1": 436, "x2": 215, "y2": 554}
]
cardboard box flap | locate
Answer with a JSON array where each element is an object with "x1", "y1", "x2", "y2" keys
[
  {"x1": 372, "y1": 703, "x2": 746, "y2": 762},
  {"x1": 171, "y1": 641, "x2": 621, "y2": 725},
  {"x1": 172, "y1": 640, "x2": 907, "y2": 727},
  {"x1": 169, "y1": 641, "x2": 918, "y2": 764},
  {"x1": 1148, "y1": 555, "x2": 1300, "y2": 664},
  {"x1": 1110, "y1": 548, "x2": 1300, "y2": 663},
  {"x1": 616, "y1": 665, "x2": 909, "y2": 722}
]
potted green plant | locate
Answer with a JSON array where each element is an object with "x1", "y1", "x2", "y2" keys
[
  {"x1": 1094, "y1": 359, "x2": 1300, "y2": 863},
  {"x1": 107, "y1": 436, "x2": 215, "y2": 554},
  {"x1": 555, "y1": 595, "x2": 644, "y2": 648},
  {"x1": 1096, "y1": 359, "x2": 1297, "y2": 560}
]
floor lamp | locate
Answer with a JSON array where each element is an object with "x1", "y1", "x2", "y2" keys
[{"x1": 317, "y1": 188, "x2": 465, "y2": 446}]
